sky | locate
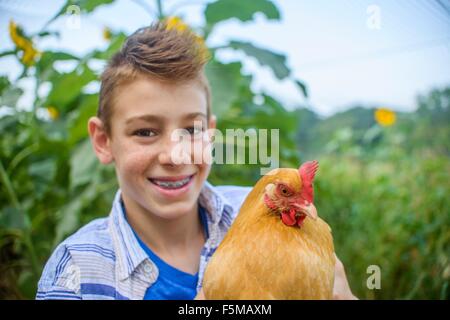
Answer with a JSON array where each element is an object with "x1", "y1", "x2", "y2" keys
[{"x1": 0, "y1": 0, "x2": 449, "y2": 116}]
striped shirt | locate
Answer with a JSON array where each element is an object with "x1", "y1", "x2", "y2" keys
[{"x1": 36, "y1": 182, "x2": 251, "y2": 300}]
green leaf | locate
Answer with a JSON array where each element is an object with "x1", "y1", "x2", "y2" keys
[
  {"x1": 28, "y1": 158, "x2": 57, "y2": 183},
  {"x1": 46, "y1": 65, "x2": 96, "y2": 111},
  {"x1": 228, "y1": 40, "x2": 290, "y2": 80},
  {"x1": 205, "y1": 60, "x2": 243, "y2": 117},
  {"x1": 0, "y1": 50, "x2": 16, "y2": 59},
  {"x1": 45, "y1": 0, "x2": 115, "y2": 26},
  {"x1": 0, "y1": 207, "x2": 30, "y2": 231},
  {"x1": 54, "y1": 194, "x2": 83, "y2": 245},
  {"x1": 27, "y1": 157, "x2": 58, "y2": 198},
  {"x1": 91, "y1": 32, "x2": 127, "y2": 60},
  {"x1": 0, "y1": 76, "x2": 10, "y2": 93},
  {"x1": 37, "y1": 51, "x2": 79, "y2": 72},
  {"x1": 70, "y1": 139, "x2": 99, "y2": 189},
  {"x1": 54, "y1": 182, "x2": 98, "y2": 245},
  {"x1": 205, "y1": 0, "x2": 280, "y2": 26},
  {"x1": 254, "y1": 94, "x2": 297, "y2": 132},
  {"x1": 36, "y1": 30, "x2": 61, "y2": 38},
  {"x1": 40, "y1": 118, "x2": 69, "y2": 142},
  {"x1": 295, "y1": 79, "x2": 308, "y2": 98},
  {"x1": 67, "y1": 94, "x2": 98, "y2": 144},
  {"x1": 0, "y1": 86, "x2": 23, "y2": 108},
  {"x1": 18, "y1": 270, "x2": 37, "y2": 300},
  {"x1": 77, "y1": 0, "x2": 115, "y2": 12},
  {"x1": 0, "y1": 115, "x2": 19, "y2": 133}
]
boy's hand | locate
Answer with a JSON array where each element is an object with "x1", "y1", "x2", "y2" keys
[
  {"x1": 333, "y1": 254, "x2": 358, "y2": 300},
  {"x1": 194, "y1": 288, "x2": 206, "y2": 300}
]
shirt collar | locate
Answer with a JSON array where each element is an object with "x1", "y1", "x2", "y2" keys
[
  {"x1": 108, "y1": 181, "x2": 234, "y2": 281},
  {"x1": 199, "y1": 180, "x2": 235, "y2": 227},
  {"x1": 108, "y1": 190, "x2": 149, "y2": 281}
]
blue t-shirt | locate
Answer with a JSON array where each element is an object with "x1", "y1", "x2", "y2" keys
[{"x1": 123, "y1": 201, "x2": 209, "y2": 300}]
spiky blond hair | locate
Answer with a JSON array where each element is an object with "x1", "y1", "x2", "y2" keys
[{"x1": 98, "y1": 18, "x2": 211, "y2": 135}]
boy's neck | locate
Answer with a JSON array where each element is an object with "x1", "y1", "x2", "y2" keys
[{"x1": 122, "y1": 194, "x2": 204, "y2": 254}]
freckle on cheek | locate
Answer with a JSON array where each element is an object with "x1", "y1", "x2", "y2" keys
[{"x1": 123, "y1": 154, "x2": 154, "y2": 171}]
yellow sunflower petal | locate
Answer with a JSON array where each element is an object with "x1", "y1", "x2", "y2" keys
[
  {"x1": 9, "y1": 20, "x2": 23, "y2": 48},
  {"x1": 195, "y1": 35, "x2": 210, "y2": 61},
  {"x1": 165, "y1": 16, "x2": 188, "y2": 32},
  {"x1": 9, "y1": 19, "x2": 40, "y2": 66},
  {"x1": 164, "y1": 16, "x2": 210, "y2": 62},
  {"x1": 375, "y1": 108, "x2": 396, "y2": 127},
  {"x1": 103, "y1": 27, "x2": 112, "y2": 41},
  {"x1": 46, "y1": 106, "x2": 59, "y2": 120}
]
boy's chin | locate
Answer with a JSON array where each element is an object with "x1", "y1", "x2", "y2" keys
[{"x1": 149, "y1": 200, "x2": 199, "y2": 220}]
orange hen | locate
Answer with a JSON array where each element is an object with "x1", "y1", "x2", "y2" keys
[{"x1": 203, "y1": 161, "x2": 335, "y2": 299}]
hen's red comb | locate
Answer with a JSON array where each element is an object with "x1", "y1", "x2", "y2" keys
[{"x1": 298, "y1": 160, "x2": 319, "y2": 203}]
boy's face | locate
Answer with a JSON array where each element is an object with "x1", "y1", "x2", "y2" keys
[{"x1": 90, "y1": 76, "x2": 215, "y2": 220}]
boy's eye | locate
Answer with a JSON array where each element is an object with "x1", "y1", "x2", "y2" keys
[
  {"x1": 186, "y1": 126, "x2": 203, "y2": 135},
  {"x1": 133, "y1": 129, "x2": 157, "y2": 137}
]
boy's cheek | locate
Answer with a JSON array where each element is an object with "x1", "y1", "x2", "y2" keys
[
  {"x1": 169, "y1": 139, "x2": 213, "y2": 166},
  {"x1": 111, "y1": 138, "x2": 153, "y2": 159},
  {"x1": 113, "y1": 150, "x2": 155, "y2": 175},
  {"x1": 190, "y1": 137, "x2": 215, "y2": 166},
  {"x1": 191, "y1": 143, "x2": 206, "y2": 165}
]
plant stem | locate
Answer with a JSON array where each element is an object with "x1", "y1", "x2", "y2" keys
[
  {"x1": 7, "y1": 143, "x2": 39, "y2": 174},
  {"x1": 0, "y1": 160, "x2": 40, "y2": 278},
  {"x1": 0, "y1": 160, "x2": 20, "y2": 209},
  {"x1": 156, "y1": 0, "x2": 164, "y2": 20},
  {"x1": 22, "y1": 231, "x2": 40, "y2": 278}
]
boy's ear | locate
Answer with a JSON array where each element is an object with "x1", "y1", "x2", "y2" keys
[
  {"x1": 88, "y1": 117, "x2": 114, "y2": 164},
  {"x1": 208, "y1": 114, "x2": 216, "y2": 129},
  {"x1": 207, "y1": 114, "x2": 217, "y2": 142}
]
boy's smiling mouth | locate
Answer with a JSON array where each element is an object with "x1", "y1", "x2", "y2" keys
[{"x1": 148, "y1": 174, "x2": 195, "y2": 190}]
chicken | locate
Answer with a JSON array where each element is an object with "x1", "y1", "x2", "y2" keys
[{"x1": 203, "y1": 161, "x2": 335, "y2": 299}]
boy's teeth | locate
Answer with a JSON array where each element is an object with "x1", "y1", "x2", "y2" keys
[{"x1": 151, "y1": 177, "x2": 191, "y2": 189}]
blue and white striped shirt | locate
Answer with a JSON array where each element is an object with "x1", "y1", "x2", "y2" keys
[{"x1": 36, "y1": 182, "x2": 251, "y2": 300}]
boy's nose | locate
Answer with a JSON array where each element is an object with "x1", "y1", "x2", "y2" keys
[
  {"x1": 158, "y1": 136, "x2": 191, "y2": 166},
  {"x1": 158, "y1": 143, "x2": 178, "y2": 166},
  {"x1": 158, "y1": 152, "x2": 178, "y2": 166}
]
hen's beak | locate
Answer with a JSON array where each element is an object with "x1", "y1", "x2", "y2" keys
[{"x1": 292, "y1": 202, "x2": 318, "y2": 220}]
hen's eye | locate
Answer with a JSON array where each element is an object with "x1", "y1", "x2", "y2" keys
[{"x1": 278, "y1": 184, "x2": 292, "y2": 197}]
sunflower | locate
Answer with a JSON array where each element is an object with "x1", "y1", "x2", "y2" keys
[
  {"x1": 164, "y1": 16, "x2": 210, "y2": 61},
  {"x1": 46, "y1": 106, "x2": 59, "y2": 120},
  {"x1": 103, "y1": 27, "x2": 112, "y2": 41},
  {"x1": 374, "y1": 108, "x2": 396, "y2": 127},
  {"x1": 165, "y1": 16, "x2": 188, "y2": 32},
  {"x1": 9, "y1": 20, "x2": 40, "y2": 66}
]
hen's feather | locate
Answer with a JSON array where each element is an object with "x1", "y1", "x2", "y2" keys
[{"x1": 203, "y1": 167, "x2": 335, "y2": 300}]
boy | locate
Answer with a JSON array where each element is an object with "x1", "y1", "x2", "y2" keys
[{"x1": 37, "y1": 19, "x2": 356, "y2": 300}]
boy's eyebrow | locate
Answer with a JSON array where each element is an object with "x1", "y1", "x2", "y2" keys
[
  {"x1": 183, "y1": 112, "x2": 207, "y2": 120},
  {"x1": 125, "y1": 112, "x2": 206, "y2": 124},
  {"x1": 125, "y1": 115, "x2": 161, "y2": 124}
]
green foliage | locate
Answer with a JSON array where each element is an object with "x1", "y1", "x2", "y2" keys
[
  {"x1": 317, "y1": 155, "x2": 449, "y2": 299},
  {"x1": 46, "y1": 0, "x2": 115, "y2": 27},
  {"x1": 0, "y1": 0, "x2": 448, "y2": 300},
  {"x1": 205, "y1": 0, "x2": 280, "y2": 27},
  {"x1": 297, "y1": 88, "x2": 450, "y2": 299},
  {"x1": 205, "y1": 60, "x2": 244, "y2": 118},
  {"x1": 228, "y1": 41, "x2": 290, "y2": 80}
]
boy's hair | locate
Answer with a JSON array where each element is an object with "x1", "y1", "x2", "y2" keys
[{"x1": 98, "y1": 20, "x2": 211, "y2": 136}]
